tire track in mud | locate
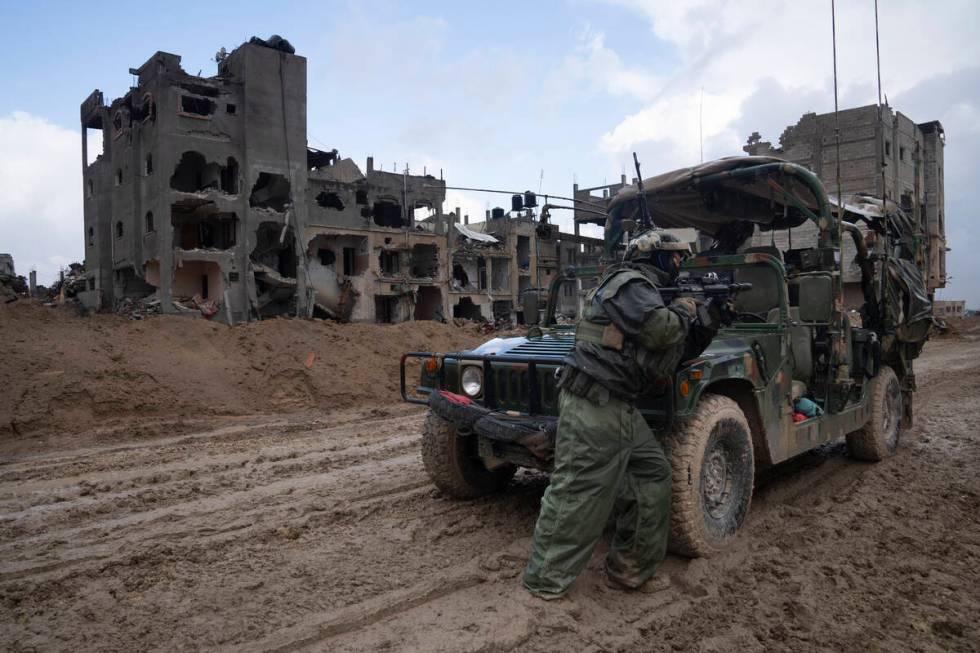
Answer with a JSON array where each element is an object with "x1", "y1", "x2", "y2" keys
[
  {"x1": 0, "y1": 398, "x2": 549, "y2": 652},
  {"x1": 235, "y1": 340, "x2": 980, "y2": 653},
  {"x1": 2, "y1": 341, "x2": 979, "y2": 652},
  {"x1": 0, "y1": 407, "x2": 420, "y2": 482}
]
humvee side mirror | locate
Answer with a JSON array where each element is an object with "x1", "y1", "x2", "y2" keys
[
  {"x1": 522, "y1": 290, "x2": 540, "y2": 325},
  {"x1": 797, "y1": 275, "x2": 833, "y2": 323}
]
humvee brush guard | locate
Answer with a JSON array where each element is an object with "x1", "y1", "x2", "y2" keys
[{"x1": 401, "y1": 157, "x2": 933, "y2": 557}]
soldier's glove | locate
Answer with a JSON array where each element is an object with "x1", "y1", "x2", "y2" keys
[
  {"x1": 680, "y1": 298, "x2": 720, "y2": 361},
  {"x1": 708, "y1": 297, "x2": 737, "y2": 327},
  {"x1": 670, "y1": 297, "x2": 698, "y2": 321}
]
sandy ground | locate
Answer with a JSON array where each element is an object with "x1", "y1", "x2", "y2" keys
[{"x1": 1, "y1": 313, "x2": 979, "y2": 652}]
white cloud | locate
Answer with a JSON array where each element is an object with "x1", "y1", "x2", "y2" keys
[
  {"x1": 577, "y1": 0, "x2": 980, "y2": 305},
  {"x1": 444, "y1": 190, "x2": 487, "y2": 225},
  {"x1": 600, "y1": 87, "x2": 741, "y2": 159},
  {"x1": 542, "y1": 28, "x2": 664, "y2": 109},
  {"x1": 595, "y1": 0, "x2": 980, "y2": 156},
  {"x1": 0, "y1": 111, "x2": 83, "y2": 286}
]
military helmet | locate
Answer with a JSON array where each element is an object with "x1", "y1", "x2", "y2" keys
[{"x1": 625, "y1": 229, "x2": 691, "y2": 262}]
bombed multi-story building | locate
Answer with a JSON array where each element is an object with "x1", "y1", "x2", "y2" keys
[
  {"x1": 79, "y1": 36, "x2": 601, "y2": 324},
  {"x1": 743, "y1": 104, "x2": 947, "y2": 305},
  {"x1": 448, "y1": 206, "x2": 603, "y2": 321},
  {"x1": 78, "y1": 36, "x2": 453, "y2": 323}
]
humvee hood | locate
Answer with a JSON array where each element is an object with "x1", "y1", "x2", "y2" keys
[{"x1": 464, "y1": 332, "x2": 574, "y2": 360}]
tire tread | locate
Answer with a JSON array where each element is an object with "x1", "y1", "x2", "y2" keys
[
  {"x1": 846, "y1": 365, "x2": 901, "y2": 462},
  {"x1": 421, "y1": 411, "x2": 513, "y2": 499},
  {"x1": 663, "y1": 393, "x2": 754, "y2": 558}
]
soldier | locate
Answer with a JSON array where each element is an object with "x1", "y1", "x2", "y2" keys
[{"x1": 522, "y1": 230, "x2": 720, "y2": 599}]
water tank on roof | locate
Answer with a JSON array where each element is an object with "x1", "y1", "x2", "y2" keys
[
  {"x1": 511, "y1": 194, "x2": 524, "y2": 212},
  {"x1": 524, "y1": 191, "x2": 537, "y2": 208},
  {"x1": 491, "y1": 207, "x2": 505, "y2": 220}
]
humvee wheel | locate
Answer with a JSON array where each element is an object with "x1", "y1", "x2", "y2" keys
[
  {"x1": 665, "y1": 394, "x2": 754, "y2": 558},
  {"x1": 846, "y1": 365, "x2": 902, "y2": 462},
  {"x1": 421, "y1": 411, "x2": 515, "y2": 499}
]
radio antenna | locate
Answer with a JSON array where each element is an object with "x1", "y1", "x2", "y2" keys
[
  {"x1": 831, "y1": 0, "x2": 843, "y2": 238},
  {"x1": 699, "y1": 86, "x2": 704, "y2": 164}
]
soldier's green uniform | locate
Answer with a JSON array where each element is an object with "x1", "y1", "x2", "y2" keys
[{"x1": 523, "y1": 240, "x2": 698, "y2": 599}]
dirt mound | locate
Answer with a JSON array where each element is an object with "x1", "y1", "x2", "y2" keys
[
  {"x1": 934, "y1": 314, "x2": 980, "y2": 340},
  {"x1": 0, "y1": 301, "x2": 493, "y2": 439}
]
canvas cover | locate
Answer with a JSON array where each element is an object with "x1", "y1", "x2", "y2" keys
[{"x1": 605, "y1": 157, "x2": 824, "y2": 247}]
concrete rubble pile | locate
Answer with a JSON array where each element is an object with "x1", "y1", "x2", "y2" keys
[
  {"x1": 114, "y1": 296, "x2": 162, "y2": 320},
  {"x1": 0, "y1": 253, "x2": 28, "y2": 302},
  {"x1": 46, "y1": 263, "x2": 88, "y2": 302}
]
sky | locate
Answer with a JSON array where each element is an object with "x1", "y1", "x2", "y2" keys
[{"x1": 0, "y1": 0, "x2": 977, "y2": 305}]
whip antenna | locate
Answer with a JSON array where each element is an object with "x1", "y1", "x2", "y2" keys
[
  {"x1": 831, "y1": 0, "x2": 843, "y2": 244},
  {"x1": 875, "y1": 0, "x2": 887, "y2": 205},
  {"x1": 699, "y1": 86, "x2": 704, "y2": 164}
]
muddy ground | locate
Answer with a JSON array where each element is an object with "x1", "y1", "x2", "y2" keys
[{"x1": 1, "y1": 314, "x2": 979, "y2": 652}]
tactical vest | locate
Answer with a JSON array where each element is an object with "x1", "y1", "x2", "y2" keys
[{"x1": 563, "y1": 266, "x2": 684, "y2": 400}]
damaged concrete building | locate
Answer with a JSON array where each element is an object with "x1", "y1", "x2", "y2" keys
[
  {"x1": 79, "y1": 36, "x2": 602, "y2": 324},
  {"x1": 448, "y1": 204, "x2": 603, "y2": 321},
  {"x1": 80, "y1": 36, "x2": 453, "y2": 323},
  {"x1": 743, "y1": 104, "x2": 947, "y2": 305}
]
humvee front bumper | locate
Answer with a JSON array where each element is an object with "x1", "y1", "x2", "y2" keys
[{"x1": 427, "y1": 390, "x2": 556, "y2": 470}]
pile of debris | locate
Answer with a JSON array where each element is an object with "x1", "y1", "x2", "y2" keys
[
  {"x1": 0, "y1": 274, "x2": 27, "y2": 303},
  {"x1": 114, "y1": 296, "x2": 162, "y2": 320},
  {"x1": 174, "y1": 294, "x2": 221, "y2": 319},
  {"x1": 115, "y1": 293, "x2": 219, "y2": 320},
  {"x1": 47, "y1": 263, "x2": 88, "y2": 301},
  {"x1": 0, "y1": 253, "x2": 28, "y2": 303},
  {"x1": 451, "y1": 316, "x2": 515, "y2": 333}
]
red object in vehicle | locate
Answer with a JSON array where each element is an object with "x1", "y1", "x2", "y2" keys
[
  {"x1": 439, "y1": 390, "x2": 472, "y2": 406},
  {"x1": 792, "y1": 412, "x2": 807, "y2": 423}
]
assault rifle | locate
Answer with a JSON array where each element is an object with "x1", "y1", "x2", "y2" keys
[
  {"x1": 632, "y1": 152, "x2": 654, "y2": 230},
  {"x1": 658, "y1": 275, "x2": 753, "y2": 327}
]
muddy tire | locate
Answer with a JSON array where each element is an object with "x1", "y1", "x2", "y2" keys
[
  {"x1": 847, "y1": 365, "x2": 902, "y2": 462},
  {"x1": 664, "y1": 394, "x2": 754, "y2": 558},
  {"x1": 421, "y1": 411, "x2": 514, "y2": 499}
]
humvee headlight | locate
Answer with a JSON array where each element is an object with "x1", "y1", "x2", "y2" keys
[{"x1": 461, "y1": 366, "x2": 483, "y2": 397}]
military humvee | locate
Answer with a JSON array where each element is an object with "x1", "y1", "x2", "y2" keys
[{"x1": 401, "y1": 157, "x2": 932, "y2": 557}]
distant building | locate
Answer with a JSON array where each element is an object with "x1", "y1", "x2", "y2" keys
[
  {"x1": 454, "y1": 211, "x2": 602, "y2": 320},
  {"x1": 79, "y1": 36, "x2": 594, "y2": 323},
  {"x1": 933, "y1": 300, "x2": 966, "y2": 317},
  {"x1": 0, "y1": 253, "x2": 13, "y2": 277}
]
